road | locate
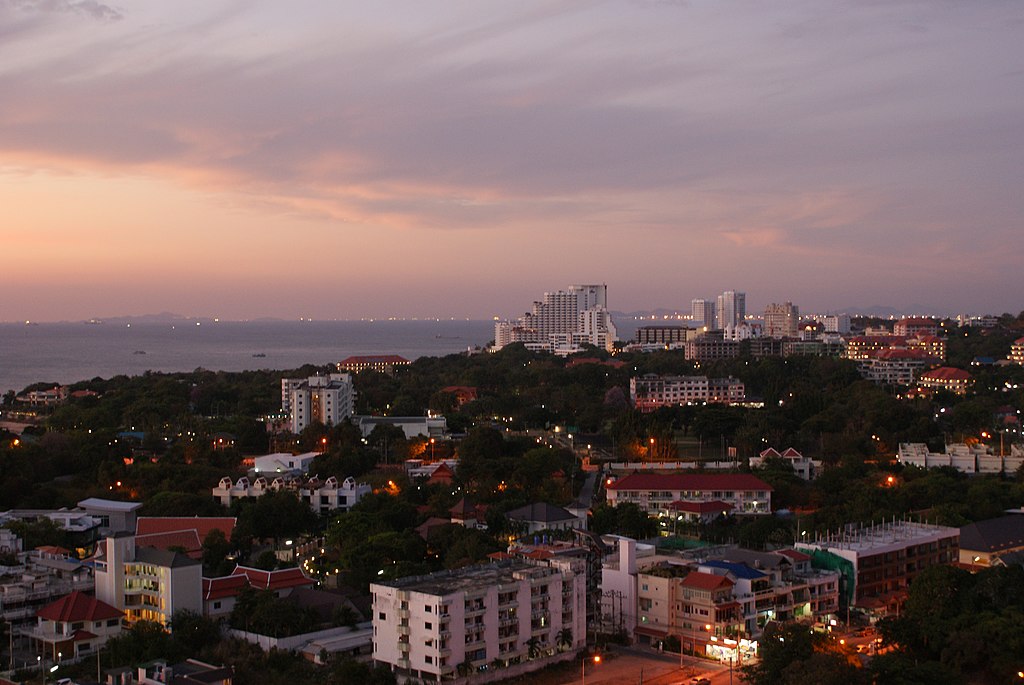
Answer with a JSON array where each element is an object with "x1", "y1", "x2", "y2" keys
[{"x1": 531, "y1": 646, "x2": 734, "y2": 685}]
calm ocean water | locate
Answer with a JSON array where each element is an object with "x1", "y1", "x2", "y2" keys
[{"x1": 0, "y1": 319, "x2": 495, "y2": 394}]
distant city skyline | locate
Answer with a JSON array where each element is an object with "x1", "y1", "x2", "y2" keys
[{"x1": 1, "y1": 2, "x2": 1022, "y2": 321}]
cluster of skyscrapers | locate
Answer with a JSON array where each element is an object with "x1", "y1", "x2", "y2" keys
[
  {"x1": 493, "y1": 283, "x2": 618, "y2": 354},
  {"x1": 690, "y1": 290, "x2": 746, "y2": 330}
]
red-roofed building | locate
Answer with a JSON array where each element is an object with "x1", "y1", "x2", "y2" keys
[
  {"x1": 668, "y1": 500, "x2": 733, "y2": 523},
  {"x1": 135, "y1": 518, "x2": 236, "y2": 559},
  {"x1": 917, "y1": 367, "x2": 973, "y2": 395},
  {"x1": 31, "y1": 591, "x2": 123, "y2": 660},
  {"x1": 894, "y1": 317, "x2": 938, "y2": 338},
  {"x1": 201, "y1": 565, "x2": 314, "y2": 618},
  {"x1": 858, "y1": 348, "x2": 938, "y2": 386},
  {"x1": 1009, "y1": 337, "x2": 1024, "y2": 365},
  {"x1": 606, "y1": 473, "x2": 771, "y2": 515},
  {"x1": 426, "y1": 462, "x2": 455, "y2": 486},
  {"x1": 439, "y1": 386, "x2": 478, "y2": 407},
  {"x1": 336, "y1": 355, "x2": 410, "y2": 375}
]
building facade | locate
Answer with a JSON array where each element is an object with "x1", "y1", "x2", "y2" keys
[
  {"x1": 371, "y1": 559, "x2": 585, "y2": 682},
  {"x1": 606, "y1": 473, "x2": 772, "y2": 516},
  {"x1": 763, "y1": 302, "x2": 799, "y2": 339},
  {"x1": 94, "y1": 535, "x2": 202, "y2": 627},
  {"x1": 715, "y1": 291, "x2": 746, "y2": 329},
  {"x1": 691, "y1": 299, "x2": 716, "y2": 329},
  {"x1": 630, "y1": 375, "x2": 746, "y2": 412},
  {"x1": 281, "y1": 374, "x2": 355, "y2": 433},
  {"x1": 493, "y1": 284, "x2": 618, "y2": 354}
]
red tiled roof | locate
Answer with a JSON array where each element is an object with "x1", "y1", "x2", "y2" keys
[
  {"x1": 607, "y1": 473, "x2": 772, "y2": 492},
  {"x1": 202, "y1": 574, "x2": 248, "y2": 601},
  {"x1": 758, "y1": 448, "x2": 781, "y2": 459},
  {"x1": 778, "y1": 549, "x2": 811, "y2": 562},
  {"x1": 872, "y1": 349, "x2": 934, "y2": 360},
  {"x1": 37, "y1": 591, "x2": 122, "y2": 623},
  {"x1": 669, "y1": 500, "x2": 733, "y2": 514},
  {"x1": 71, "y1": 629, "x2": 98, "y2": 642},
  {"x1": 919, "y1": 367, "x2": 972, "y2": 382},
  {"x1": 136, "y1": 517, "x2": 236, "y2": 541},
  {"x1": 781, "y1": 447, "x2": 802, "y2": 458},
  {"x1": 680, "y1": 572, "x2": 734, "y2": 590},
  {"x1": 136, "y1": 530, "x2": 203, "y2": 558},
  {"x1": 231, "y1": 565, "x2": 313, "y2": 591}
]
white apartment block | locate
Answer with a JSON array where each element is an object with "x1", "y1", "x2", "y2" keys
[
  {"x1": 493, "y1": 284, "x2": 618, "y2": 353},
  {"x1": 822, "y1": 314, "x2": 851, "y2": 335},
  {"x1": 281, "y1": 374, "x2": 355, "y2": 433},
  {"x1": 715, "y1": 291, "x2": 746, "y2": 329},
  {"x1": 213, "y1": 475, "x2": 371, "y2": 514},
  {"x1": 897, "y1": 443, "x2": 1024, "y2": 475},
  {"x1": 94, "y1": 535, "x2": 202, "y2": 627},
  {"x1": 630, "y1": 375, "x2": 746, "y2": 412},
  {"x1": 372, "y1": 559, "x2": 586, "y2": 683},
  {"x1": 763, "y1": 302, "x2": 799, "y2": 339}
]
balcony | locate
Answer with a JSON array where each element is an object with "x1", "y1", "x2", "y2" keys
[{"x1": 397, "y1": 608, "x2": 410, "y2": 619}]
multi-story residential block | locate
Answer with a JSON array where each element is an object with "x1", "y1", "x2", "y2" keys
[
  {"x1": 630, "y1": 375, "x2": 746, "y2": 412},
  {"x1": 915, "y1": 367, "x2": 973, "y2": 395},
  {"x1": 281, "y1": 374, "x2": 355, "y2": 433},
  {"x1": 213, "y1": 475, "x2": 371, "y2": 514},
  {"x1": 493, "y1": 284, "x2": 618, "y2": 354},
  {"x1": 908, "y1": 335, "x2": 947, "y2": 361},
  {"x1": 822, "y1": 314, "x2": 851, "y2": 335},
  {"x1": 857, "y1": 349, "x2": 936, "y2": 386},
  {"x1": 29, "y1": 590, "x2": 123, "y2": 662},
  {"x1": 337, "y1": 355, "x2": 410, "y2": 375},
  {"x1": 94, "y1": 535, "x2": 202, "y2": 627},
  {"x1": 633, "y1": 326, "x2": 690, "y2": 346},
  {"x1": 763, "y1": 302, "x2": 799, "y2": 339},
  {"x1": 842, "y1": 335, "x2": 907, "y2": 360},
  {"x1": 715, "y1": 291, "x2": 746, "y2": 329},
  {"x1": 893, "y1": 317, "x2": 938, "y2": 338},
  {"x1": 602, "y1": 539, "x2": 839, "y2": 663},
  {"x1": 0, "y1": 550, "x2": 95, "y2": 633},
  {"x1": 1009, "y1": 337, "x2": 1024, "y2": 365},
  {"x1": 606, "y1": 473, "x2": 772, "y2": 516},
  {"x1": 795, "y1": 520, "x2": 959, "y2": 617},
  {"x1": 684, "y1": 335, "x2": 740, "y2": 362},
  {"x1": 691, "y1": 299, "x2": 716, "y2": 329},
  {"x1": 76, "y1": 498, "x2": 143, "y2": 536},
  {"x1": 371, "y1": 559, "x2": 585, "y2": 682}
]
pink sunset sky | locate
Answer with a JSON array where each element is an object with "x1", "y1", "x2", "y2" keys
[{"x1": 1, "y1": 0, "x2": 1022, "y2": 321}]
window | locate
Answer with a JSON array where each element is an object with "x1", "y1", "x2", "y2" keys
[
  {"x1": 425, "y1": 656, "x2": 433, "y2": 664},
  {"x1": 425, "y1": 605, "x2": 432, "y2": 613},
  {"x1": 425, "y1": 622, "x2": 433, "y2": 630},
  {"x1": 213, "y1": 601, "x2": 222, "y2": 610},
  {"x1": 379, "y1": 612, "x2": 386, "y2": 620}
]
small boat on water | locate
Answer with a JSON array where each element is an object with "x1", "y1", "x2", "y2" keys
[
  {"x1": 252, "y1": 353, "x2": 267, "y2": 358},
  {"x1": 133, "y1": 350, "x2": 146, "y2": 355}
]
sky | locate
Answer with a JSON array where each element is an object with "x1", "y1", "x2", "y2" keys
[{"x1": 1, "y1": 0, "x2": 1022, "y2": 322}]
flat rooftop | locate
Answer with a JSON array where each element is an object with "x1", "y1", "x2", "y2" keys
[{"x1": 374, "y1": 560, "x2": 558, "y2": 596}]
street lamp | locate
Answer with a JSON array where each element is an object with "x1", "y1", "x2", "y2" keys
[{"x1": 581, "y1": 654, "x2": 601, "y2": 685}]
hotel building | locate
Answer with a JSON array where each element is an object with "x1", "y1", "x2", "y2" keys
[
  {"x1": 606, "y1": 473, "x2": 772, "y2": 516},
  {"x1": 281, "y1": 373, "x2": 355, "y2": 433},
  {"x1": 371, "y1": 558, "x2": 585, "y2": 682}
]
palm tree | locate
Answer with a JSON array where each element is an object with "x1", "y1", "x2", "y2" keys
[
  {"x1": 526, "y1": 637, "x2": 542, "y2": 660},
  {"x1": 556, "y1": 628, "x2": 573, "y2": 651}
]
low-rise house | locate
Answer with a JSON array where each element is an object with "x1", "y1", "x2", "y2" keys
[
  {"x1": 136, "y1": 659, "x2": 233, "y2": 685},
  {"x1": 252, "y1": 451, "x2": 319, "y2": 477},
  {"x1": 505, "y1": 503, "x2": 585, "y2": 535},
  {"x1": 749, "y1": 447, "x2": 821, "y2": 481},
  {"x1": 135, "y1": 517, "x2": 237, "y2": 560},
  {"x1": 202, "y1": 565, "x2": 315, "y2": 620},
  {"x1": 958, "y1": 515, "x2": 1024, "y2": 567},
  {"x1": 213, "y1": 475, "x2": 370, "y2": 514},
  {"x1": 29, "y1": 590, "x2": 123, "y2": 661}
]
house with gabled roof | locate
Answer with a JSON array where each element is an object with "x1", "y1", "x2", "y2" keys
[{"x1": 29, "y1": 590, "x2": 123, "y2": 661}]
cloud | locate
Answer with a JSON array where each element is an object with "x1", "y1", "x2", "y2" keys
[{"x1": 5, "y1": 0, "x2": 122, "y2": 21}]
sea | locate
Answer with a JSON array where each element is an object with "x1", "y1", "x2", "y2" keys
[{"x1": 0, "y1": 319, "x2": 496, "y2": 394}]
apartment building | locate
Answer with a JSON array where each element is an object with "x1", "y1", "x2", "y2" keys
[
  {"x1": 602, "y1": 539, "x2": 839, "y2": 663},
  {"x1": 858, "y1": 349, "x2": 936, "y2": 386},
  {"x1": 684, "y1": 336, "x2": 740, "y2": 362},
  {"x1": 213, "y1": 475, "x2": 370, "y2": 514},
  {"x1": 630, "y1": 375, "x2": 746, "y2": 412},
  {"x1": 493, "y1": 284, "x2": 618, "y2": 354},
  {"x1": 893, "y1": 317, "x2": 939, "y2": 338},
  {"x1": 371, "y1": 559, "x2": 585, "y2": 683},
  {"x1": 606, "y1": 473, "x2": 772, "y2": 516},
  {"x1": 337, "y1": 355, "x2": 410, "y2": 375},
  {"x1": 1009, "y1": 337, "x2": 1024, "y2": 365},
  {"x1": 716, "y1": 291, "x2": 746, "y2": 329},
  {"x1": 897, "y1": 442, "x2": 1024, "y2": 475},
  {"x1": 280, "y1": 374, "x2": 355, "y2": 433},
  {"x1": 94, "y1": 534, "x2": 202, "y2": 627},
  {"x1": 763, "y1": 302, "x2": 799, "y2": 339},
  {"x1": 795, "y1": 520, "x2": 959, "y2": 617},
  {"x1": 915, "y1": 367, "x2": 973, "y2": 395},
  {"x1": 691, "y1": 299, "x2": 716, "y2": 329}
]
